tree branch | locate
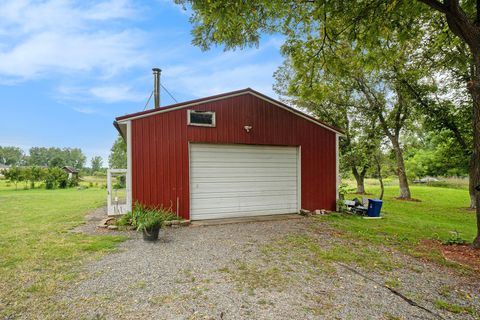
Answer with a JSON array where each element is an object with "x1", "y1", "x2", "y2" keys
[{"x1": 417, "y1": 0, "x2": 448, "y2": 14}]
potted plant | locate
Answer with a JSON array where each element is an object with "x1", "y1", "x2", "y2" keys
[{"x1": 135, "y1": 205, "x2": 166, "y2": 241}]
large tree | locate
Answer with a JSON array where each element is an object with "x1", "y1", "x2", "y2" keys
[
  {"x1": 91, "y1": 156, "x2": 103, "y2": 173},
  {"x1": 108, "y1": 136, "x2": 127, "y2": 169},
  {"x1": 274, "y1": 62, "x2": 381, "y2": 194},
  {"x1": 0, "y1": 146, "x2": 24, "y2": 166},
  {"x1": 176, "y1": 0, "x2": 480, "y2": 247},
  {"x1": 28, "y1": 147, "x2": 86, "y2": 169}
]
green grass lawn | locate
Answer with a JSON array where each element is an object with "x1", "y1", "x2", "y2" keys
[
  {"x1": 319, "y1": 180, "x2": 476, "y2": 264},
  {"x1": 0, "y1": 181, "x2": 126, "y2": 318}
]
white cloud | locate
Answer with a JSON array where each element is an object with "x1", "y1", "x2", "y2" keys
[
  {"x1": 0, "y1": 30, "x2": 148, "y2": 79},
  {"x1": 0, "y1": 0, "x2": 146, "y2": 81},
  {"x1": 57, "y1": 83, "x2": 146, "y2": 104},
  {"x1": 162, "y1": 40, "x2": 284, "y2": 100},
  {"x1": 90, "y1": 85, "x2": 145, "y2": 103},
  {"x1": 0, "y1": 0, "x2": 285, "y2": 106},
  {"x1": 72, "y1": 106, "x2": 97, "y2": 114},
  {"x1": 169, "y1": 62, "x2": 279, "y2": 98}
]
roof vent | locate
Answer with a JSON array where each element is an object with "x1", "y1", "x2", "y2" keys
[{"x1": 152, "y1": 68, "x2": 161, "y2": 108}]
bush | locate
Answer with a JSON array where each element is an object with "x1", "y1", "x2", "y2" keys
[
  {"x1": 443, "y1": 231, "x2": 468, "y2": 245},
  {"x1": 45, "y1": 167, "x2": 69, "y2": 190},
  {"x1": 68, "y1": 176, "x2": 79, "y2": 188}
]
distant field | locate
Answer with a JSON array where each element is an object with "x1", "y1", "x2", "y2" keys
[
  {"x1": 80, "y1": 175, "x2": 107, "y2": 185},
  {"x1": 342, "y1": 177, "x2": 470, "y2": 190},
  {"x1": 0, "y1": 175, "x2": 107, "y2": 191}
]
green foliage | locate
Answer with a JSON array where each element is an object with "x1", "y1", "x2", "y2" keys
[
  {"x1": 45, "y1": 167, "x2": 68, "y2": 190},
  {"x1": 175, "y1": 1, "x2": 425, "y2": 52},
  {"x1": 3, "y1": 166, "x2": 23, "y2": 189},
  {"x1": 90, "y1": 156, "x2": 103, "y2": 173},
  {"x1": 117, "y1": 203, "x2": 178, "y2": 231},
  {"x1": 135, "y1": 208, "x2": 165, "y2": 232},
  {"x1": 108, "y1": 136, "x2": 127, "y2": 169},
  {"x1": 338, "y1": 183, "x2": 354, "y2": 199},
  {"x1": 133, "y1": 203, "x2": 176, "y2": 232},
  {"x1": 28, "y1": 147, "x2": 86, "y2": 169},
  {"x1": 68, "y1": 176, "x2": 79, "y2": 188},
  {"x1": 25, "y1": 166, "x2": 45, "y2": 189},
  {"x1": 405, "y1": 131, "x2": 469, "y2": 178},
  {"x1": 442, "y1": 231, "x2": 468, "y2": 246},
  {"x1": 93, "y1": 171, "x2": 107, "y2": 177},
  {"x1": 0, "y1": 146, "x2": 24, "y2": 166}
]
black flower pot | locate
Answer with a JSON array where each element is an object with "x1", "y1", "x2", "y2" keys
[{"x1": 142, "y1": 225, "x2": 160, "y2": 241}]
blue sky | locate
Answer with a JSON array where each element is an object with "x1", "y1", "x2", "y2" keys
[{"x1": 0, "y1": 0, "x2": 284, "y2": 165}]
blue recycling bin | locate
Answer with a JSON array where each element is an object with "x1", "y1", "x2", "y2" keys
[{"x1": 367, "y1": 199, "x2": 383, "y2": 217}]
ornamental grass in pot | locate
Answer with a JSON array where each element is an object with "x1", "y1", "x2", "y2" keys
[{"x1": 133, "y1": 203, "x2": 168, "y2": 241}]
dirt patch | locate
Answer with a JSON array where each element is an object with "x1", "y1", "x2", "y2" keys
[
  {"x1": 443, "y1": 245, "x2": 480, "y2": 271},
  {"x1": 420, "y1": 240, "x2": 480, "y2": 271},
  {"x1": 70, "y1": 206, "x2": 135, "y2": 237},
  {"x1": 394, "y1": 197, "x2": 422, "y2": 202}
]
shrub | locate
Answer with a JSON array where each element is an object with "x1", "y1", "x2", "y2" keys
[
  {"x1": 117, "y1": 203, "x2": 178, "y2": 230},
  {"x1": 443, "y1": 231, "x2": 468, "y2": 245},
  {"x1": 68, "y1": 176, "x2": 79, "y2": 188},
  {"x1": 45, "y1": 167, "x2": 69, "y2": 190}
]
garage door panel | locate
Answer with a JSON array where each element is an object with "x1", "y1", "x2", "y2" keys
[
  {"x1": 192, "y1": 152, "x2": 297, "y2": 160},
  {"x1": 192, "y1": 207, "x2": 298, "y2": 220},
  {"x1": 190, "y1": 143, "x2": 299, "y2": 220},
  {"x1": 192, "y1": 145, "x2": 297, "y2": 154},
  {"x1": 192, "y1": 181, "x2": 297, "y2": 193},
  {"x1": 191, "y1": 194, "x2": 297, "y2": 209},
  {"x1": 191, "y1": 203, "x2": 299, "y2": 215},
  {"x1": 191, "y1": 189, "x2": 296, "y2": 199},
  {"x1": 191, "y1": 167, "x2": 297, "y2": 176},
  {"x1": 191, "y1": 173, "x2": 297, "y2": 179},
  {"x1": 192, "y1": 176, "x2": 297, "y2": 183},
  {"x1": 192, "y1": 162, "x2": 296, "y2": 169}
]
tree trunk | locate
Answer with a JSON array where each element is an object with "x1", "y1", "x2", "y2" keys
[
  {"x1": 375, "y1": 155, "x2": 384, "y2": 200},
  {"x1": 352, "y1": 166, "x2": 367, "y2": 194},
  {"x1": 390, "y1": 136, "x2": 411, "y2": 199},
  {"x1": 469, "y1": 155, "x2": 477, "y2": 209},
  {"x1": 471, "y1": 53, "x2": 480, "y2": 248}
]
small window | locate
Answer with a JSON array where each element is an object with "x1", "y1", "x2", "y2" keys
[{"x1": 187, "y1": 110, "x2": 216, "y2": 127}]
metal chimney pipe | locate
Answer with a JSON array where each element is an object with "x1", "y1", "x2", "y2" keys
[{"x1": 152, "y1": 68, "x2": 161, "y2": 108}]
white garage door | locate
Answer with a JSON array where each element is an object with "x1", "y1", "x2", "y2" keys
[{"x1": 190, "y1": 143, "x2": 299, "y2": 220}]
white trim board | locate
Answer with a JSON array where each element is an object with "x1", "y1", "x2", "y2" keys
[{"x1": 126, "y1": 120, "x2": 132, "y2": 212}]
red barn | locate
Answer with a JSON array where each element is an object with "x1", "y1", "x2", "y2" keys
[{"x1": 114, "y1": 88, "x2": 342, "y2": 220}]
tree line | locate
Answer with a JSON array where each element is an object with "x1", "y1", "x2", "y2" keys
[
  {"x1": 0, "y1": 146, "x2": 86, "y2": 169},
  {"x1": 0, "y1": 146, "x2": 112, "y2": 174},
  {"x1": 175, "y1": 0, "x2": 480, "y2": 247},
  {"x1": 3, "y1": 166, "x2": 78, "y2": 190}
]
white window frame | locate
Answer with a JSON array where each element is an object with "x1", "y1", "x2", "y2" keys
[{"x1": 187, "y1": 109, "x2": 216, "y2": 127}]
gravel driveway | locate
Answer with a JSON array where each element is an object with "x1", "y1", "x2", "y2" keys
[{"x1": 56, "y1": 213, "x2": 480, "y2": 320}]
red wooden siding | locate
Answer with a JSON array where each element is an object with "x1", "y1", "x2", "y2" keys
[{"x1": 131, "y1": 93, "x2": 337, "y2": 219}]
